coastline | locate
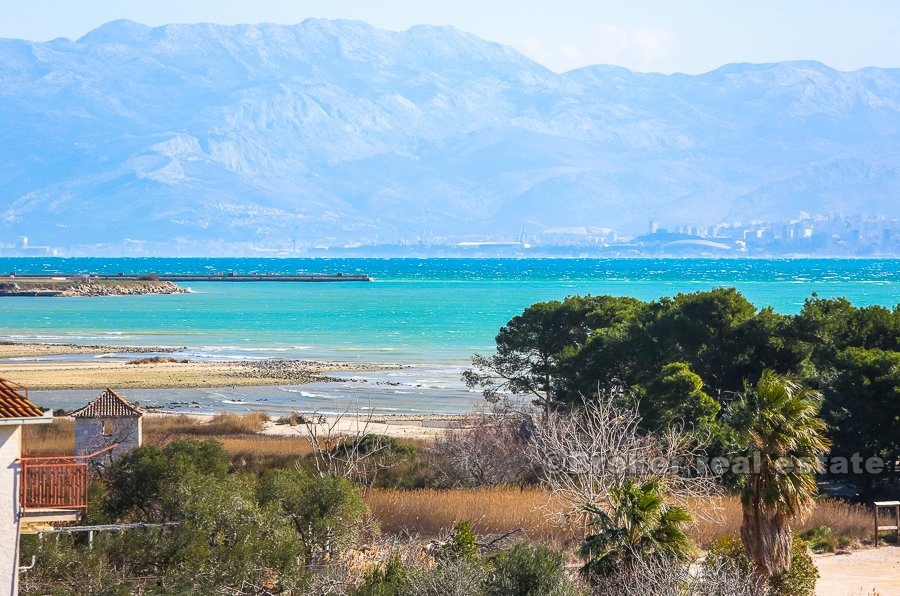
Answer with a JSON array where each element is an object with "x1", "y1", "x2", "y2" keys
[{"x1": 0, "y1": 342, "x2": 396, "y2": 390}]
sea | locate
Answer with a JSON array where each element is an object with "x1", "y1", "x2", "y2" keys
[{"x1": 2, "y1": 258, "x2": 898, "y2": 415}]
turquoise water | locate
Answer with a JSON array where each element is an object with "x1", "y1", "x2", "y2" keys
[
  {"x1": 3, "y1": 258, "x2": 898, "y2": 414},
  {"x1": 3, "y1": 258, "x2": 899, "y2": 363}
]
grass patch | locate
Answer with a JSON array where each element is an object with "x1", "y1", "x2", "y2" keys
[
  {"x1": 143, "y1": 414, "x2": 203, "y2": 438},
  {"x1": 144, "y1": 414, "x2": 314, "y2": 470}
]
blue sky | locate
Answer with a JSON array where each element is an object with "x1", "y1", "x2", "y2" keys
[{"x1": 2, "y1": 0, "x2": 899, "y2": 74}]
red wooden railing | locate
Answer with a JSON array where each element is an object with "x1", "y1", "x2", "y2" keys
[{"x1": 19, "y1": 445, "x2": 116, "y2": 511}]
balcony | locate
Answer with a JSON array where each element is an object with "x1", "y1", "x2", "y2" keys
[{"x1": 18, "y1": 446, "x2": 115, "y2": 532}]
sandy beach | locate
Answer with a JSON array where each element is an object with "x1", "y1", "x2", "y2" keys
[
  {"x1": 0, "y1": 342, "x2": 393, "y2": 390},
  {"x1": 149, "y1": 411, "x2": 465, "y2": 440}
]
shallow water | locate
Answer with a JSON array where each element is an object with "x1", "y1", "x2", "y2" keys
[{"x1": 4, "y1": 258, "x2": 898, "y2": 414}]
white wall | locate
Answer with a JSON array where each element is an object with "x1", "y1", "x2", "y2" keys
[{"x1": 0, "y1": 424, "x2": 22, "y2": 596}]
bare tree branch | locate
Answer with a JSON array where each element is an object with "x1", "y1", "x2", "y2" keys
[{"x1": 527, "y1": 385, "x2": 722, "y2": 528}]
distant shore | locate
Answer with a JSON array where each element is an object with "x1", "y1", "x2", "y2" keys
[{"x1": 0, "y1": 342, "x2": 394, "y2": 390}]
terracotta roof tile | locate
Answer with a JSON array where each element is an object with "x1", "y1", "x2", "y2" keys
[
  {"x1": 71, "y1": 388, "x2": 143, "y2": 418},
  {"x1": 0, "y1": 378, "x2": 46, "y2": 419}
]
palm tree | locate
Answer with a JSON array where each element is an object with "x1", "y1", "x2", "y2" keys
[
  {"x1": 578, "y1": 478, "x2": 693, "y2": 580},
  {"x1": 729, "y1": 370, "x2": 830, "y2": 592}
]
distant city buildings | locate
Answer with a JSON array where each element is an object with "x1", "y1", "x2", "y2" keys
[
  {"x1": 2, "y1": 213, "x2": 898, "y2": 257},
  {"x1": 0, "y1": 236, "x2": 60, "y2": 257},
  {"x1": 509, "y1": 212, "x2": 900, "y2": 257}
]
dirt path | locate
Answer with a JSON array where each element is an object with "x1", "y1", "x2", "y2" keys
[{"x1": 815, "y1": 546, "x2": 900, "y2": 595}]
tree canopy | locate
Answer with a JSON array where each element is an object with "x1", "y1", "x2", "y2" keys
[{"x1": 465, "y1": 289, "x2": 899, "y2": 485}]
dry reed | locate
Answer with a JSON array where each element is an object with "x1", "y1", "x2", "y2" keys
[
  {"x1": 143, "y1": 412, "x2": 268, "y2": 438},
  {"x1": 219, "y1": 435, "x2": 315, "y2": 470},
  {"x1": 22, "y1": 417, "x2": 74, "y2": 454},
  {"x1": 804, "y1": 498, "x2": 872, "y2": 542},
  {"x1": 366, "y1": 488, "x2": 877, "y2": 548},
  {"x1": 195, "y1": 412, "x2": 269, "y2": 435},
  {"x1": 365, "y1": 487, "x2": 576, "y2": 544}
]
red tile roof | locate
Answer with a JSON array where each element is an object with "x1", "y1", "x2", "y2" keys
[
  {"x1": 70, "y1": 388, "x2": 143, "y2": 418},
  {"x1": 0, "y1": 378, "x2": 46, "y2": 419}
]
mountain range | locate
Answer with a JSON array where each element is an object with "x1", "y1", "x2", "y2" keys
[{"x1": 2, "y1": 19, "x2": 899, "y2": 254}]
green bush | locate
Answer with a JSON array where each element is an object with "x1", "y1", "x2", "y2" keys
[
  {"x1": 800, "y1": 525, "x2": 837, "y2": 553},
  {"x1": 351, "y1": 555, "x2": 409, "y2": 596},
  {"x1": 142, "y1": 471, "x2": 306, "y2": 592},
  {"x1": 332, "y1": 434, "x2": 417, "y2": 457},
  {"x1": 21, "y1": 470, "x2": 308, "y2": 594},
  {"x1": 258, "y1": 467, "x2": 369, "y2": 556},
  {"x1": 103, "y1": 438, "x2": 229, "y2": 521},
  {"x1": 705, "y1": 534, "x2": 817, "y2": 596},
  {"x1": 768, "y1": 535, "x2": 818, "y2": 596},
  {"x1": 705, "y1": 535, "x2": 754, "y2": 577},
  {"x1": 485, "y1": 541, "x2": 580, "y2": 596},
  {"x1": 437, "y1": 521, "x2": 480, "y2": 564}
]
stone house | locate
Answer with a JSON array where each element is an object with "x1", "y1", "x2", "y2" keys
[{"x1": 71, "y1": 388, "x2": 143, "y2": 465}]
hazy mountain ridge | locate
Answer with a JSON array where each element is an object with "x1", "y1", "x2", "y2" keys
[{"x1": 2, "y1": 19, "x2": 899, "y2": 253}]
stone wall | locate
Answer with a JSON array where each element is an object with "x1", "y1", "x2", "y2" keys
[{"x1": 75, "y1": 417, "x2": 142, "y2": 463}]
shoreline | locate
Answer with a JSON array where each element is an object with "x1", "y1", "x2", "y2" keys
[{"x1": 0, "y1": 342, "x2": 400, "y2": 390}]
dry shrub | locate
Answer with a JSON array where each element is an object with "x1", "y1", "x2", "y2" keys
[
  {"x1": 275, "y1": 411, "x2": 308, "y2": 426},
  {"x1": 364, "y1": 487, "x2": 575, "y2": 544},
  {"x1": 22, "y1": 417, "x2": 74, "y2": 454},
  {"x1": 430, "y1": 411, "x2": 535, "y2": 487},
  {"x1": 529, "y1": 391, "x2": 720, "y2": 527}
]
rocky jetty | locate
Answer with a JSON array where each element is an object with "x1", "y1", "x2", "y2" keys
[
  {"x1": 0, "y1": 278, "x2": 188, "y2": 296},
  {"x1": 60, "y1": 280, "x2": 187, "y2": 296}
]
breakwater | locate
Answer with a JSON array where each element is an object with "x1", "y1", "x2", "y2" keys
[
  {"x1": 4, "y1": 273, "x2": 371, "y2": 282},
  {"x1": 0, "y1": 278, "x2": 186, "y2": 296}
]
